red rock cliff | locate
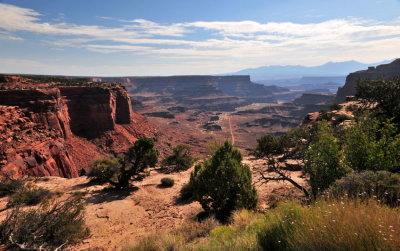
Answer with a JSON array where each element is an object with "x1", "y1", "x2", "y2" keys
[{"x1": 0, "y1": 85, "x2": 155, "y2": 178}]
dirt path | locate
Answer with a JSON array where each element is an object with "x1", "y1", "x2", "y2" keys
[{"x1": 228, "y1": 114, "x2": 235, "y2": 145}]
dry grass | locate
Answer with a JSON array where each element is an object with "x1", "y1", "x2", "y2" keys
[
  {"x1": 259, "y1": 199, "x2": 400, "y2": 251},
  {"x1": 127, "y1": 199, "x2": 399, "y2": 251}
]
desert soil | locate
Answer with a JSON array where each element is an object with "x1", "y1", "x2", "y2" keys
[{"x1": 0, "y1": 157, "x2": 306, "y2": 251}]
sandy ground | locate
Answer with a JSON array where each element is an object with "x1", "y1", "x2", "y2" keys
[{"x1": 0, "y1": 157, "x2": 307, "y2": 251}]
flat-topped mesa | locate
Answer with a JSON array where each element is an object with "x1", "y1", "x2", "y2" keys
[{"x1": 335, "y1": 59, "x2": 400, "y2": 103}]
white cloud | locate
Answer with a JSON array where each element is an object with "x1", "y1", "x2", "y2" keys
[
  {"x1": 0, "y1": 31, "x2": 23, "y2": 41},
  {"x1": 0, "y1": 3, "x2": 400, "y2": 74}
]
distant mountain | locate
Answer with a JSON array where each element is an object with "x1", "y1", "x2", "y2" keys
[{"x1": 231, "y1": 60, "x2": 393, "y2": 81}]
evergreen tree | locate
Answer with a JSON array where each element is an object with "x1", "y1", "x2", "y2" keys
[{"x1": 190, "y1": 141, "x2": 257, "y2": 221}]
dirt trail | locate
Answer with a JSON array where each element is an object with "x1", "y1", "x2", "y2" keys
[{"x1": 228, "y1": 115, "x2": 235, "y2": 145}]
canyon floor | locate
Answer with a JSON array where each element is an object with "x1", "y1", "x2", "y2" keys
[
  {"x1": 0, "y1": 158, "x2": 306, "y2": 251},
  {"x1": 141, "y1": 102, "x2": 302, "y2": 156}
]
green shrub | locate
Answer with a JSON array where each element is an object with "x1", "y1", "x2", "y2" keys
[
  {"x1": 343, "y1": 117, "x2": 400, "y2": 172},
  {"x1": 8, "y1": 183, "x2": 52, "y2": 206},
  {"x1": 89, "y1": 138, "x2": 159, "y2": 189},
  {"x1": 0, "y1": 197, "x2": 90, "y2": 250},
  {"x1": 189, "y1": 141, "x2": 258, "y2": 222},
  {"x1": 178, "y1": 183, "x2": 194, "y2": 201},
  {"x1": 88, "y1": 158, "x2": 121, "y2": 184},
  {"x1": 328, "y1": 171, "x2": 400, "y2": 207},
  {"x1": 160, "y1": 177, "x2": 174, "y2": 187},
  {"x1": 305, "y1": 122, "x2": 348, "y2": 197},
  {"x1": 0, "y1": 178, "x2": 24, "y2": 197},
  {"x1": 356, "y1": 77, "x2": 400, "y2": 124},
  {"x1": 162, "y1": 145, "x2": 195, "y2": 171}
]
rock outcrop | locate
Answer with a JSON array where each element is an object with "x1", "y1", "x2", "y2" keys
[
  {"x1": 0, "y1": 81, "x2": 155, "y2": 178},
  {"x1": 335, "y1": 59, "x2": 400, "y2": 102}
]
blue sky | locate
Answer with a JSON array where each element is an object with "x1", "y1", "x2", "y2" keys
[{"x1": 0, "y1": 0, "x2": 399, "y2": 76}]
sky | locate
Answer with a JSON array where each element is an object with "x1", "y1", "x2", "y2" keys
[{"x1": 0, "y1": 0, "x2": 399, "y2": 76}]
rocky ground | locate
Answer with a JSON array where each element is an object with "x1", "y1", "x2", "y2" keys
[{"x1": 0, "y1": 157, "x2": 306, "y2": 251}]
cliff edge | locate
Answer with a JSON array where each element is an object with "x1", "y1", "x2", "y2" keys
[{"x1": 0, "y1": 78, "x2": 156, "y2": 178}]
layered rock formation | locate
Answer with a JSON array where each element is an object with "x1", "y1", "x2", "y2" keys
[
  {"x1": 93, "y1": 75, "x2": 287, "y2": 109},
  {"x1": 335, "y1": 59, "x2": 400, "y2": 102},
  {"x1": 0, "y1": 81, "x2": 155, "y2": 178}
]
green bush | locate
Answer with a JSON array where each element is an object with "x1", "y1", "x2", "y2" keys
[
  {"x1": 0, "y1": 178, "x2": 24, "y2": 197},
  {"x1": 305, "y1": 122, "x2": 348, "y2": 197},
  {"x1": 89, "y1": 138, "x2": 159, "y2": 189},
  {"x1": 0, "y1": 197, "x2": 90, "y2": 250},
  {"x1": 189, "y1": 141, "x2": 258, "y2": 221},
  {"x1": 160, "y1": 177, "x2": 174, "y2": 187},
  {"x1": 178, "y1": 183, "x2": 194, "y2": 202},
  {"x1": 88, "y1": 158, "x2": 121, "y2": 184},
  {"x1": 356, "y1": 77, "x2": 400, "y2": 123},
  {"x1": 343, "y1": 117, "x2": 400, "y2": 173},
  {"x1": 328, "y1": 171, "x2": 400, "y2": 207},
  {"x1": 8, "y1": 183, "x2": 52, "y2": 206},
  {"x1": 162, "y1": 145, "x2": 195, "y2": 171}
]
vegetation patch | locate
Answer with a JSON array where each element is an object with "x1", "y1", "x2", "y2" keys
[
  {"x1": 0, "y1": 178, "x2": 24, "y2": 197},
  {"x1": 8, "y1": 183, "x2": 53, "y2": 207},
  {"x1": 162, "y1": 145, "x2": 196, "y2": 172},
  {"x1": 88, "y1": 138, "x2": 159, "y2": 189},
  {"x1": 0, "y1": 196, "x2": 90, "y2": 250},
  {"x1": 328, "y1": 171, "x2": 400, "y2": 207},
  {"x1": 128, "y1": 200, "x2": 399, "y2": 251},
  {"x1": 189, "y1": 141, "x2": 257, "y2": 221},
  {"x1": 160, "y1": 177, "x2": 175, "y2": 188}
]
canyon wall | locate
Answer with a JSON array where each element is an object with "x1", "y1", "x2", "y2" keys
[
  {"x1": 0, "y1": 84, "x2": 155, "y2": 178},
  {"x1": 335, "y1": 59, "x2": 400, "y2": 102},
  {"x1": 94, "y1": 75, "x2": 284, "y2": 104}
]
